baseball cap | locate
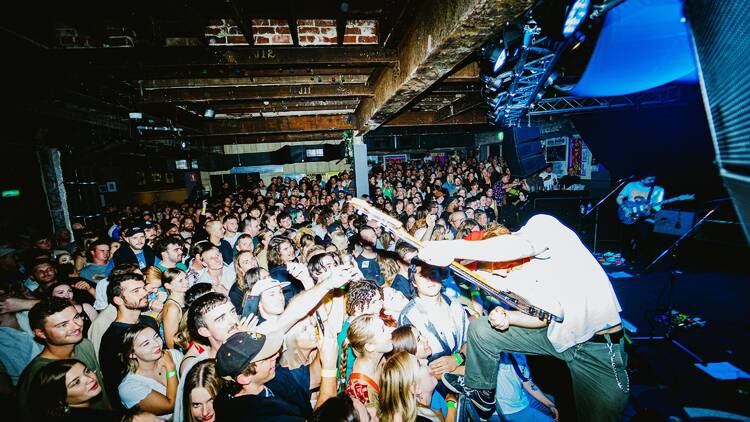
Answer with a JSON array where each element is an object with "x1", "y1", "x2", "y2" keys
[
  {"x1": 122, "y1": 225, "x2": 145, "y2": 237},
  {"x1": 252, "y1": 278, "x2": 290, "y2": 295},
  {"x1": 0, "y1": 245, "x2": 17, "y2": 257},
  {"x1": 143, "y1": 220, "x2": 157, "y2": 229},
  {"x1": 216, "y1": 331, "x2": 284, "y2": 378}
]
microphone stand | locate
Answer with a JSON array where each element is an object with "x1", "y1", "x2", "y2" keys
[
  {"x1": 631, "y1": 204, "x2": 720, "y2": 365},
  {"x1": 584, "y1": 178, "x2": 631, "y2": 253}
]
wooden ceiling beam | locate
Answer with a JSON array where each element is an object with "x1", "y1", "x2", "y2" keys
[
  {"x1": 226, "y1": 0, "x2": 255, "y2": 46},
  {"x1": 355, "y1": 0, "x2": 531, "y2": 132},
  {"x1": 52, "y1": 46, "x2": 398, "y2": 69},
  {"x1": 191, "y1": 131, "x2": 346, "y2": 145},
  {"x1": 140, "y1": 83, "x2": 372, "y2": 103},
  {"x1": 142, "y1": 74, "x2": 370, "y2": 89},
  {"x1": 382, "y1": 108, "x2": 487, "y2": 127},
  {"x1": 204, "y1": 114, "x2": 356, "y2": 136},
  {"x1": 434, "y1": 92, "x2": 484, "y2": 121}
]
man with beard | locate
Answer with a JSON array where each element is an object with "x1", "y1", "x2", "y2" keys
[
  {"x1": 98, "y1": 272, "x2": 160, "y2": 409},
  {"x1": 112, "y1": 224, "x2": 156, "y2": 269},
  {"x1": 23, "y1": 258, "x2": 58, "y2": 294},
  {"x1": 17, "y1": 298, "x2": 111, "y2": 420},
  {"x1": 180, "y1": 216, "x2": 196, "y2": 240}
]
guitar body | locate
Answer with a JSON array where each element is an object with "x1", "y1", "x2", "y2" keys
[
  {"x1": 617, "y1": 194, "x2": 695, "y2": 225},
  {"x1": 618, "y1": 197, "x2": 652, "y2": 225}
]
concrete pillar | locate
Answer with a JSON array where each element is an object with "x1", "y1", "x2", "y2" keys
[
  {"x1": 37, "y1": 147, "x2": 72, "y2": 234},
  {"x1": 352, "y1": 135, "x2": 369, "y2": 198}
]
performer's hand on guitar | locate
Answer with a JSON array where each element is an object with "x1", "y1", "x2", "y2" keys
[
  {"x1": 419, "y1": 241, "x2": 456, "y2": 267},
  {"x1": 488, "y1": 307, "x2": 510, "y2": 331}
]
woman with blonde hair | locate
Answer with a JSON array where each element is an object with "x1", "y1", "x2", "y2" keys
[
  {"x1": 379, "y1": 351, "x2": 456, "y2": 422},
  {"x1": 343, "y1": 314, "x2": 393, "y2": 410}
]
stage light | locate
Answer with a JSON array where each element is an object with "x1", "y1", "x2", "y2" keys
[
  {"x1": 203, "y1": 108, "x2": 215, "y2": 118},
  {"x1": 493, "y1": 48, "x2": 507, "y2": 72},
  {"x1": 128, "y1": 112, "x2": 143, "y2": 120},
  {"x1": 563, "y1": 0, "x2": 590, "y2": 37}
]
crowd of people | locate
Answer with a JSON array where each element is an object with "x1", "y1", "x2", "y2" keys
[{"x1": 0, "y1": 154, "x2": 572, "y2": 422}]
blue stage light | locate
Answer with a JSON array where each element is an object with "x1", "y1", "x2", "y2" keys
[
  {"x1": 563, "y1": 0, "x2": 590, "y2": 37},
  {"x1": 493, "y1": 48, "x2": 507, "y2": 72}
]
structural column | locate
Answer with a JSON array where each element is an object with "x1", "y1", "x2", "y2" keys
[
  {"x1": 37, "y1": 147, "x2": 72, "y2": 234},
  {"x1": 352, "y1": 135, "x2": 369, "y2": 197}
]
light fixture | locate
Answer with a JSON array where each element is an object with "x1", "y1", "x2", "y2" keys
[
  {"x1": 493, "y1": 49, "x2": 507, "y2": 72},
  {"x1": 128, "y1": 112, "x2": 143, "y2": 120},
  {"x1": 563, "y1": 0, "x2": 590, "y2": 37},
  {"x1": 203, "y1": 108, "x2": 215, "y2": 119}
]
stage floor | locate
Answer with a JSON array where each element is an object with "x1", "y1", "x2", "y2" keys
[{"x1": 529, "y1": 268, "x2": 750, "y2": 421}]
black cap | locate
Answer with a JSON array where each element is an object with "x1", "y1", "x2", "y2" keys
[
  {"x1": 216, "y1": 331, "x2": 283, "y2": 379},
  {"x1": 122, "y1": 225, "x2": 145, "y2": 237}
]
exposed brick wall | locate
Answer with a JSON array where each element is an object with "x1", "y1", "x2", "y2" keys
[
  {"x1": 205, "y1": 18, "x2": 378, "y2": 46},
  {"x1": 205, "y1": 18, "x2": 249, "y2": 45},
  {"x1": 343, "y1": 20, "x2": 378, "y2": 44},
  {"x1": 251, "y1": 19, "x2": 293, "y2": 45},
  {"x1": 297, "y1": 19, "x2": 337, "y2": 45}
]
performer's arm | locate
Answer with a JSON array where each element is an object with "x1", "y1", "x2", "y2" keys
[{"x1": 420, "y1": 234, "x2": 541, "y2": 267}]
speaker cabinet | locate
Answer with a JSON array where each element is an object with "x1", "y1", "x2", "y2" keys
[{"x1": 502, "y1": 127, "x2": 546, "y2": 177}]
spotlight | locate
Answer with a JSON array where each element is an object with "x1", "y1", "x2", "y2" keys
[
  {"x1": 493, "y1": 48, "x2": 507, "y2": 73},
  {"x1": 203, "y1": 108, "x2": 215, "y2": 119},
  {"x1": 563, "y1": 0, "x2": 590, "y2": 37}
]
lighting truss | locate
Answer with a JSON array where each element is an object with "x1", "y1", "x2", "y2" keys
[
  {"x1": 490, "y1": 22, "x2": 566, "y2": 127},
  {"x1": 528, "y1": 84, "x2": 696, "y2": 116}
]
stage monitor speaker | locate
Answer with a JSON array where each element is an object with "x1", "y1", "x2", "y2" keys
[
  {"x1": 653, "y1": 209, "x2": 696, "y2": 236},
  {"x1": 686, "y1": 0, "x2": 750, "y2": 241},
  {"x1": 502, "y1": 127, "x2": 546, "y2": 177}
]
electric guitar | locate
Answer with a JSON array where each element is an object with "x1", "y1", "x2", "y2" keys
[
  {"x1": 349, "y1": 198, "x2": 564, "y2": 323},
  {"x1": 617, "y1": 194, "x2": 695, "y2": 225}
]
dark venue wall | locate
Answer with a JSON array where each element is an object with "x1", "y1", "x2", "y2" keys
[{"x1": 571, "y1": 90, "x2": 721, "y2": 200}]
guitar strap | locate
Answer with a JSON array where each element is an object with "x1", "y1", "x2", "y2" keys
[{"x1": 646, "y1": 182, "x2": 656, "y2": 202}]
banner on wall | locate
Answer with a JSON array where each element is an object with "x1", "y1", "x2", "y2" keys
[
  {"x1": 230, "y1": 165, "x2": 284, "y2": 174},
  {"x1": 383, "y1": 154, "x2": 408, "y2": 169}
]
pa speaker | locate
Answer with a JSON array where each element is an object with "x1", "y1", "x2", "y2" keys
[
  {"x1": 686, "y1": 0, "x2": 750, "y2": 241},
  {"x1": 502, "y1": 127, "x2": 546, "y2": 177}
]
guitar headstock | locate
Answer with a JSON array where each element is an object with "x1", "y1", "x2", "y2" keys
[{"x1": 348, "y1": 198, "x2": 421, "y2": 246}]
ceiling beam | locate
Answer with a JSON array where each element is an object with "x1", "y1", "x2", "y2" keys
[
  {"x1": 52, "y1": 46, "x2": 398, "y2": 69},
  {"x1": 355, "y1": 0, "x2": 531, "y2": 132},
  {"x1": 192, "y1": 131, "x2": 346, "y2": 145},
  {"x1": 382, "y1": 109, "x2": 487, "y2": 127},
  {"x1": 142, "y1": 74, "x2": 370, "y2": 89},
  {"x1": 226, "y1": 0, "x2": 255, "y2": 46},
  {"x1": 203, "y1": 114, "x2": 356, "y2": 136},
  {"x1": 140, "y1": 83, "x2": 373, "y2": 103},
  {"x1": 435, "y1": 92, "x2": 484, "y2": 121}
]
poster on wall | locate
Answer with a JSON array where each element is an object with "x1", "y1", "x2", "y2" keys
[
  {"x1": 568, "y1": 135, "x2": 593, "y2": 179},
  {"x1": 383, "y1": 154, "x2": 408, "y2": 169},
  {"x1": 543, "y1": 136, "x2": 568, "y2": 176}
]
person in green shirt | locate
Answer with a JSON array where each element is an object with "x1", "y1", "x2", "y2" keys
[
  {"x1": 17, "y1": 298, "x2": 111, "y2": 421},
  {"x1": 155, "y1": 237, "x2": 188, "y2": 272}
]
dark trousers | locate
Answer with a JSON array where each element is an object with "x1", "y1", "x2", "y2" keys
[
  {"x1": 464, "y1": 318, "x2": 629, "y2": 422},
  {"x1": 622, "y1": 220, "x2": 654, "y2": 264}
]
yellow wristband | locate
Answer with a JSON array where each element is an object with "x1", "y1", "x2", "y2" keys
[{"x1": 321, "y1": 369, "x2": 337, "y2": 378}]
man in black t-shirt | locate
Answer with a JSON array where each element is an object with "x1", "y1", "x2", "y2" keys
[
  {"x1": 99, "y1": 272, "x2": 160, "y2": 409},
  {"x1": 214, "y1": 331, "x2": 312, "y2": 421}
]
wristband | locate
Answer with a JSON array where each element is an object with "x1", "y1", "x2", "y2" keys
[
  {"x1": 321, "y1": 369, "x2": 338, "y2": 378},
  {"x1": 452, "y1": 352, "x2": 464, "y2": 365},
  {"x1": 470, "y1": 291, "x2": 480, "y2": 297},
  {"x1": 166, "y1": 370, "x2": 177, "y2": 379},
  {"x1": 446, "y1": 401, "x2": 457, "y2": 409}
]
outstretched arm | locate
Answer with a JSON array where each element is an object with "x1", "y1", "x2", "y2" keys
[{"x1": 419, "y1": 234, "x2": 542, "y2": 266}]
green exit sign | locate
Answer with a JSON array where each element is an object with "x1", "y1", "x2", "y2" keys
[{"x1": 2, "y1": 190, "x2": 20, "y2": 198}]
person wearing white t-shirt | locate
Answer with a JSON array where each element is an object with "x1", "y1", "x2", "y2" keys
[
  {"x1": 418, "y1": 214, "x2": 627, "y2": 422},
  {"x1": 538, "y1": 165, "x2": 558, "y2": 191}
]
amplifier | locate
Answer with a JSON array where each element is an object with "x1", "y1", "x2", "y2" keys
[{"x1": 653, "y1": 209, "x2": 696, "y2": 236}]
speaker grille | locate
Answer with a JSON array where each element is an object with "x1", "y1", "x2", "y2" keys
[
  {"x1": 687, "y1": 0, "x2": 750, "y2": 241},
  {"x1": 686, "y1": 0, "x2": 750, "y2": 173}
]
